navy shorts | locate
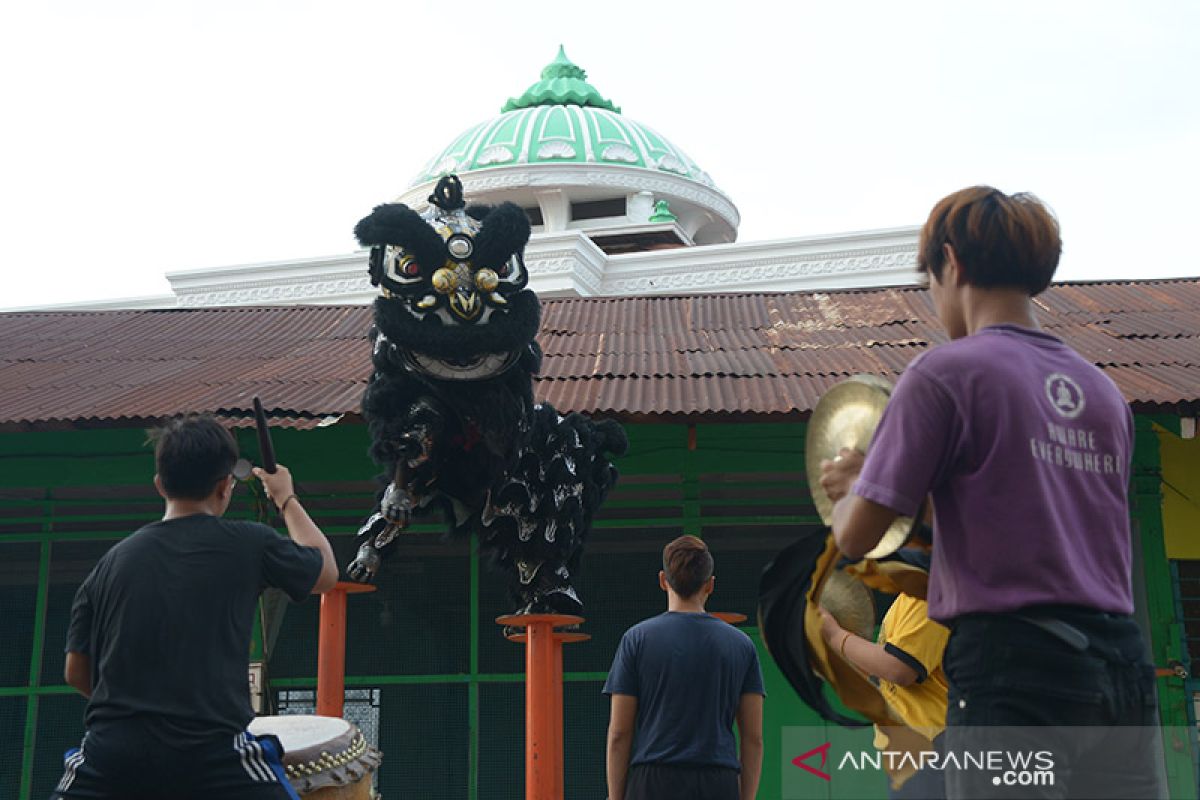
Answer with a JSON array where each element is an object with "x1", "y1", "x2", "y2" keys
[{"x1": 50, "y1": 720, "x2": 298, "y2": 800}]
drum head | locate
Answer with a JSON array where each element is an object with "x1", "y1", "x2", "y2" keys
[{"x1": 248, "y1": 715, "x2": 351, "y2": 756}]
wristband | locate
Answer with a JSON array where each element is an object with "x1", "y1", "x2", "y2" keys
[
  {"x1": 278, "y1": 494, "x2": 299, "y2": 515},
  {"x1": 839, "y1": 631, "x2": 851, "y2": 659}
]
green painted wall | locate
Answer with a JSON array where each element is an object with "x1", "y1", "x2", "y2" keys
[
  {"x1": 0, "y1": 421, "x2": 821, "y2": 798},
  {"x1": 1133, "y1": 417, "x2": 1200, "y2": 797},
  {"x1": 1, "y1": 416, "x2": 1195, "y2": 798}
]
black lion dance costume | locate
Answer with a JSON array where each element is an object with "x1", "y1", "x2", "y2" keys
[{"x1": 345, "y1": 175, "x2": 628, "y2": 618}]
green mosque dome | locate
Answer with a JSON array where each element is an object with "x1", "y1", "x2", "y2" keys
[{"x1": 411, "y1": 47, "x2": 720, "y2": 191}]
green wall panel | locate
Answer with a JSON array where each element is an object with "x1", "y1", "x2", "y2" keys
[
  {"x1": 376, "y1": 683, "x2": 469, "y2": 798},
  {"x1": 0, "y1": 543, "x2": 40, "y2": 686},
  {"x1": 28, "y1": 693, "x2": 88, "y2": 797},
  {"x1": 1132, "y1": 416, "x2": 1199, "y2": 799},
  {"x1": 476, "y1": 682, "x2": 524, "y2": 800},
  {"x1": 341, "y1": 535, "x2": 470, "y2": 677},
  {"x1": 40, "y1": 540, "x2": 120, "y2": 685},
  {"x1": 0, "y1": 697, "x2": 26, "y2": 799},
  {"x1": 2, "y1": 416, "x2": 1193, "y2": 798}
]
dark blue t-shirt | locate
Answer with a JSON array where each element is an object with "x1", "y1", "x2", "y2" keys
[{"x1": 602, "y1": 611, "x2": 765, "y2": 770}]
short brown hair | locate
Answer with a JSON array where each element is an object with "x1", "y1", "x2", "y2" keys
[
  {"x1": 662, "y1": 535, "x2": 713, "y2": 598},
  {"x1": 918, "y1": 186, "x2": 1061, "y2": 296}
]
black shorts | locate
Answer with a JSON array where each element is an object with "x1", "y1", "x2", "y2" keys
[
  {"x1": 625, "y1": 763, "x2": 740, "y2": 800},
  {"x1": 50, "y1": 720, "x2": 297, "y2": 800}
]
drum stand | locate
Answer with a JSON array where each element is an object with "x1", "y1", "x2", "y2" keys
[
  {"x1": 496, "y1": 614, "x2": 590, "y2": 800},
  {"x1": 317, "y1": 581, "x2": 377, "y2": 717}
]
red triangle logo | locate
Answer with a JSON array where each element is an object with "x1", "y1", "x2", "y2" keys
[{"x1": 791, "y1": 741, "x2": 832, "y2": 781}]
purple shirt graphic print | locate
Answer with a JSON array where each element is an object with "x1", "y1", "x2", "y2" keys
[{"x1": 853, "y1": 324, "x2": 1135, "y2": 623}]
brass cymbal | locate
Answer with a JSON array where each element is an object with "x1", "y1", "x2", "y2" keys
[
  {"x1": 818, "y1": 567, "x2": 876, "y2": 641},
  {"x1": 805, "y1": 374, "x2": 915, "y2": 558}
]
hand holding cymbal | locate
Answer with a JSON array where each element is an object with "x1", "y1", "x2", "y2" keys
[
  {"x1": 817, "y1": 607, "x2": 844, "y2": 645},
  {"x1": 817, "y1": 567, "x2": 875, "y2": 641},
  {"x1": 819, "y1": 447, "x2": 865, "y2": 503},
  {"x1": 805, "y1": 375, "x2": 915, "y2": 559}
]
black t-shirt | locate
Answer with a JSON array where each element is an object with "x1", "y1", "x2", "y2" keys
[{"x1": 66, "y1": 514, "x2": 323, "y2": 744}]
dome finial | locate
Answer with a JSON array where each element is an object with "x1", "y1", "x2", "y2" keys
[
  {"x1": 542, "y1": 45, "x2": 583, "y2": 80},
  {"x1": 502, "y1": 47, "x2": 620, "y2": 114}
]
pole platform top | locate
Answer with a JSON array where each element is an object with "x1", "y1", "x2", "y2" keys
[
  {"x1": 504, "y1": 630, "x2": 592, "y2": 644},
  {"x1": 495, "y1": 613, "x2": 584, "y2": 628},
  {"x1": 330, "y1": 581, "x2": 378, "y2": 595}
]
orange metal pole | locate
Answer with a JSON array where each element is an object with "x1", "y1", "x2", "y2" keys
[
  {"x1": 316, "y1": 582, "x2": 376, "y2": 718},
  {"x1": 316, "y1": 585, "x2": 347, "y2": 717},
  {"x1": 497, "y1": 613, "x2": 587, "y2": 800},
  {"x1": 551, "y1": 635, "x2": 566, "y2": 799},
  {"x1": 526, "y1": 618, "x2": 557, "y2": 800},
  {"x1": 550, "y1": 629, "x2": 588, "y2": 798}
]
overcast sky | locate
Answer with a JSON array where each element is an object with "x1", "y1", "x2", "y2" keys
[{"x1": 2, "y1": 0, "x2": 1197, "y2": 309}]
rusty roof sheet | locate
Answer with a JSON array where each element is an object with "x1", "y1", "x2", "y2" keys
[{"x1": 1, "y1": 279, "x2": 1198, "y2": 427}]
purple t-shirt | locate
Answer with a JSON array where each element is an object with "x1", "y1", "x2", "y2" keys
[{"x1": 853, "y1": 324, "x2": 1135, "y2": 623}]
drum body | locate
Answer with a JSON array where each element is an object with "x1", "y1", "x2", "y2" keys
[{"x1": 247, "y1": 715, "x2": 381, "y2": 799}]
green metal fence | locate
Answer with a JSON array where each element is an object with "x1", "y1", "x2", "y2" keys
[{"x1": 1, "y1": 419, "x2": 1195, "y2": 798}]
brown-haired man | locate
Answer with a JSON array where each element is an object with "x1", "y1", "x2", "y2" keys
[
  {"x1": 820, "y1": 187, "x2": 1161, "y2": 798},
  {"x1": 604, "y1": 535, "x2": 764, "y2": 800}
]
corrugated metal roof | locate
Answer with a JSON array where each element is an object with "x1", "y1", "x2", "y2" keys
[{"x1": 1, "y1": 279, "x2": 1198, "y2": 427}]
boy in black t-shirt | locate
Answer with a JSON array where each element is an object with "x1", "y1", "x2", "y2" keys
[{"x1": 52, "y1": 415, "x2": 338, "y2": 800}]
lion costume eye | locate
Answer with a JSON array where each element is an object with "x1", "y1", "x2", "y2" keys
[
  {"x1": 498, "y1": 254, "x2": 524, "y2": 282},
  {"x1": 380, "y1": 247, "x2": 424, "y2": 287}
]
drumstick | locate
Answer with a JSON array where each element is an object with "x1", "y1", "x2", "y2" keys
[{"x1": 253, "y1": 396, "x2": 277, "y2": 474}]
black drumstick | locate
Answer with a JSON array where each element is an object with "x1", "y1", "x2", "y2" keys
[{"x1": 252, "y1": 396, "x2": 277, "y2": 474}]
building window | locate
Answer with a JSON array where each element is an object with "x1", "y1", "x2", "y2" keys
[
  {"x1": 523, "y1": 206, "x2": 544, "y2": 226},
  {"x1": 570, "y1": 198, "x2": 625, "y2": 221}
]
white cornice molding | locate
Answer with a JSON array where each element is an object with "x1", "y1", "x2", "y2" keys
[
  {"x1": 600, "y1": 226, "x2": 921, "y2": 294},
  {"x1": 168, "y1": 252, "x2": 367, "y2": 287},
  {"x1": 396, "y1": 164, "x2": 740, "y2": 240},
  {"x1": 168, "y1": 253, "x2": 375, "y2": 307},
  {"x1": 175, "y1": 276, "x2": 376, "y2": 307},
  {"x1": 39, "y1": 226, "x2": 920, "y2": 310}
]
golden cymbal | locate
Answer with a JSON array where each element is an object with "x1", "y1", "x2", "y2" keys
[
  {"x1": 805, "y1": 374, "x2": 915, "y2": 558},
  {"x1": 805, "y1": 375, "x2": 890, "y2": 525},
  {"x1": 818, "y1": 567, "x2": 876, "y2": 641}
]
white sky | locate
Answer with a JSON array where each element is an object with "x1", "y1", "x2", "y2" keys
[{"x1": 2, "y1": 0, "x2": 1197, "y2": 308}]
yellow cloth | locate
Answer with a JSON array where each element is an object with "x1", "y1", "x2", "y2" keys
[
  {"x1": 869, "y1": 594, "x2": 949, "y2": 790},
  {"x1": 804, "y1": 537, "x2": 895, "y2": 727},
  {"x1": 875, "y1": 593, "x2": 949, "y2": 740},
  {"x1": 844, "y1": 558, "x2": 930, "y2": 599}
]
